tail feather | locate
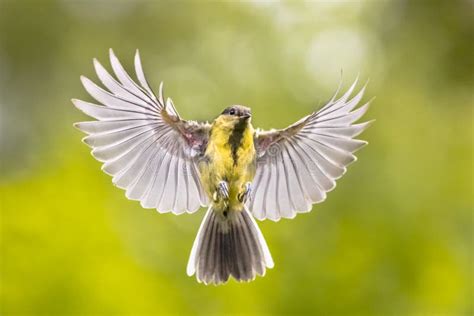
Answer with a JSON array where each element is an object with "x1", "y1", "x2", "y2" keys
[{"x1": 187, "y1": 206, "x2": 274, "y2": 285}]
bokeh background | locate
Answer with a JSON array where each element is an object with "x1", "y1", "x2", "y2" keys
[{"x1": 0, "y1": 0, "x2": 472, "y2": 315}]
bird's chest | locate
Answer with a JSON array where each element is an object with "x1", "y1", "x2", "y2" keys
[
  {"x1": 233, "y1": 133, "x2": 256, "y2": 178},
  {"x1": 206, "y1": 124, "x2": 256, "y2": 184},
  {"x1": 206, "y1": 130, "x2": 255, "y2": 181}
]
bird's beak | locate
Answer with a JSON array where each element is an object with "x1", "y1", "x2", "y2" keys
[{"x1": 241, "y1": 111, "x2": 252, "y2": 120}]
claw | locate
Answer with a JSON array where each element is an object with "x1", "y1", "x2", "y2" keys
[
  {"x1": 238, "y1": 182, "x2": 252, "y2": 203},
  {"x1": 217, "y1": 181, "x2": 230, "y2": 200}
]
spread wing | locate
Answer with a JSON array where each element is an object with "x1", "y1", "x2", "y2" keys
[
  {"x1": 250, "y1": 79, "x2": 373, "y2": 221},
  {"x1": 73, "y1": 49, "x2": 209, "y2": 214}
]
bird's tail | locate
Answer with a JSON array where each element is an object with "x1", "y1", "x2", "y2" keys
[{"x1": 186, "y1": 205, "x2": 274, "y2": 285}]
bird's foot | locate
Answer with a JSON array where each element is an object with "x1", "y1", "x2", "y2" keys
[
  {"x1": 238, "y1": 182, "x2": 252, "y2": 203},
  {"x1": 214, "y1": 181, "x2": 230, "y2": 202}
]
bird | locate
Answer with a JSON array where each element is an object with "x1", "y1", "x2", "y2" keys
[{"x1": 72, "y1": 49, "x2": 372, "y2": 285}]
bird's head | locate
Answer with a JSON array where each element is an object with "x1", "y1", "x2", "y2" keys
[{"x1": 219, "y1": 105, "x2": 252, "y2": 123}]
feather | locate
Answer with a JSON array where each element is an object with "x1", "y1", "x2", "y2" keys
[
  {"x1": 73, "y1": 51, "x2": 209, "y2": 214},
  {"x1": 252, "y1": 79, "x2": 371, "y2": 221}
]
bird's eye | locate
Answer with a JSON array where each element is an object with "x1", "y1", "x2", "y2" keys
[{"x1": 229, "y1": 109, "x2": 236, "y2": 115}]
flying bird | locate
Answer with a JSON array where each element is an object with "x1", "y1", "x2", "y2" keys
[{"x1": 72, "y1": 49, "x2": 372, "y2": 285}]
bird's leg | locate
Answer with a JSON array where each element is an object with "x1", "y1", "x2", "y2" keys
[
  {"x1": 213, "y1": 180, "x2": 230, "y2": 202},
  {"x1": 238, "y1": 182, "x2": 252, "y2": 203}
]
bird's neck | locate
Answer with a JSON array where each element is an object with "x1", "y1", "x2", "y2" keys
[
  {"x1": 229, "y1": 119, "x2": 252, "y2": 154},
  {"x1": 210, "y1": 117, "x2": 254, "y2": 147}
]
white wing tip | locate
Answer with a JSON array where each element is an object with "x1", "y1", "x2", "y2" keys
[
  {"x1": 158, "y1": 82, "x2": 164, "y2": 105},
  {"x1": 186, "y1": 262, "x2": 196, "y2": 276},
  {"x1": 109, "y1": 48, "x2": 119, "y2": 64},
  {"x1": 266, "y1": 258, "x2": 275, "y2": 269},
  {"x1": 71, "y1": 98, "x2": 81, "y2": 109},
  {"x1": 73, "y1": 121, "x2": 90, "y2": 133},
  {"x1": 79, "y1": 75, "x2": 91, "y2": 86}
]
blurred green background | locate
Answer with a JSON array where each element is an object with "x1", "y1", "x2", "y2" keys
[{"x1": 0, "y1": 0, "x2": 472, "y2": 315}]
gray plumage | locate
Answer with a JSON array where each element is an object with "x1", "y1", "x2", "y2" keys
[{"x1": 187, "y1": 207, "x2": 274, "y2": 285}]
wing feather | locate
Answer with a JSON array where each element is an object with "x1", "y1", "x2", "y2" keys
[
  {"x1": 116, "y1": 142, "x2": 158, "y2": 192},
  {"x1": 104, "y1": 132, "x2": 158, "y2": 177},
  {"x1": 73, "y1": 50, "x2": 209, "y2": 214},
  {"x1": 282, "y1": 144, "x2": 310, "y2": 214},
  {"x1": 94, "y1": 59, "x2": 150, "y2": 107},
  {"x1": 250, "y1": 165, "x2": 267, "y2": 220},
  {"x1": 252, "y1": 79, "x2": 372, "y2": 221},
  {"x1": 160, "y1": 145, "x2": 178, "y2": 212},
  {"x1": 134, "y1": 49, "x2": 158, "y2": 102},
  {"x1": 139, "y1": 150, "x2": 164, "y2": 206},
  {"x1": 276, "y1": 149, "x2": 293, "y2": 218},
  {"x1": 81, "y1": 76, "x2": 158, "y2": 115},
  {"x1": 109, "y1": 49, "x2": 154, "y2": 103}
]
